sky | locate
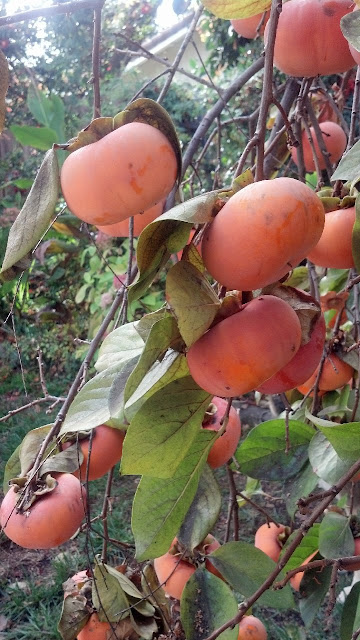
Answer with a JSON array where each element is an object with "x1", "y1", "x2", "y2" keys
[{"x1": 4, "y1": 0, "x2": 179, "y2": 29}]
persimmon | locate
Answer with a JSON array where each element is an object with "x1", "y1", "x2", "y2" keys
[
  {"x1": 0, "y1": 473, "x2": 86, "y2": 549},
  {"x1": 77, "y1": 613, "x2": 129, "y2": 640},
  {"x1": 297, "y1": 353, "x2": 354, "y2": 395},
  {"x1": 320, "y1": 290, "x2": 349, "y2": 328},
  {"x1": 344, "y1": 537, "x2": 360, "y2": 570},
  {"x1": 96, "y1": 201, "x2": 164, "y2": 237},
  {"x1": 60, "y1": 122, "x2": 177, "y2": 226},
  {"x1": 290, "y1": 551, "x2": 318, "y2": 591},
  {"x1": 257, "y1": 311, "x2": 326, "y2": 394},
  {"x1": 202, "y1": 177, "x2": 325, "y2": 292},
  {"x1": 63, "y1": 424, "x2": 125, "y2": 481},
  {"x1": 202, "y1": 396, "x2": 241, "y2": 468},
  {"x1": 254, "y1": 522, "x2": 287, "y2": 563},
  {"x1": 153, "y1": 535, "x2": 220, "y2": 600},
  {"x1": 265, "y1": 0, "x2": 355, "y2": 78},
  {"x1": 187, "y1": 295, "x2": 302, "y2": 398},
  {"x1": 307, "y1": 206, "x2": 355, "y2": 269},
  {"x1": 238, "y1": 615, "x2": 268, "y2": 640},
  {"x1": 291, "y1": 121, "x2": 347, "y2": 173},
  {"x1": 230, "y1": 11, "x2": 269, "y2": 39}
]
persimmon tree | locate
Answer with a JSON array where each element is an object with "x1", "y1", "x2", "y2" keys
[{"x1": 2, "y1": 1, "x2": 360, "y2": 639}]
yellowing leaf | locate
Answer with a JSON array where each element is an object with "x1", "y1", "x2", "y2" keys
[
  {"x1": 200, "y1": 0, "x2": 271, "y2": 19},
  {"x1": 166, "y1": 261, "x2": 220, "y2": 347}
]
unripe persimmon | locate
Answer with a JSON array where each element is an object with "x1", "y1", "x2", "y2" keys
[
  {"x1": 297, "y1": 354, "x2": 354, "y2": 394},
  {"x1": 254, "y1": 522, "x2": 287, "y2": 563},
  {"x1": 265, "y1": 0, "x2": 355, "y2": 78},
  {"x1": 0, "y1": 473, "x2": 86, "y2": 549},
  {"x1": 230, "y1": 11, "x2": 269, "y2": 39},
  {"x1": 154, "y1": 535, "x2": 220, "y2": 600},
  {"x1": 202, "y1": 177, "x2": 325, "y2": 292},
  {"x1": 61, "y1": 122, "x2": 177, "y2": 226},
  {"x1": 63, "y1": 424, "x2": 125, "y2": 481},
  {"x1": 238, "y1": 615, "x2": 268, "y2": 640},
  {"x1": 96, "y1": 201, "x2": 164, "y2": 237},
  {"x1": 307, "y1": 206, "x2": 355, "y2": 269},
  {"x1": 291, "y1": 121, "x2": 347, "y2": 173},
  {"x1": 257, "y1": 311, "x2": 326, "y2": 394},
  {"x1": 202, "y1": 397, "x2": 241, "y2": 468},
  {"x1": 187, "y1": 295, "x2": 302, "y2": 398}
]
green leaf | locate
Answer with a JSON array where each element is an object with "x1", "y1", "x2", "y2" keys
[
  {"x1": 129, "y1": 190, "x2": 221, "y2": 303},
  {"x1": 10, "y1": 124, "x2": 58, "y2": 150},
  {"x1": 340, "y1": 582, "x2": 360, "y2": 640},
  {"x1": 27, "y1": 85, "x2": 65, "y2": 141},
  {"x1": 235, "y1": 419, "x2": 314, "y2": 481},
  {"x1": 121, "y1": 376, "x2": 211, "y2": 478},
  {"x1": 1, "y1": 149, "x2": 59, "y2": 280},
  {"x1": 59, "y1": 362, "x2": 132, "y2": 435},
  {"x1": 92, "y1": 561, "x2": 130, "y2": 622},
  {"x1": 352, "y1": 193, "x2": 360, "y2": 273},
  {"x1": 95, "y1": 322, "x2": 144, "y2": 372},
  {"x1": 319, "y1": 512, "x2": 354, "y2": 560},
  {"x1": 124, "y1": 315, "x2": 180, "y2": 405},
  {"x1": 131, "y1": 429, "x2": 215, "y2": 561},
  {"x1": 178, "y1": 465, "x2": 221, "y2": 551},
  {"x1": 299, "y1": 560, "x2": 332, "y2": 628},
  {"x1": 285, "y1": 463, "x2": 318, "y2": 518},
  {"x1": 308, "y1": 431, "x2": 353, "y2": 484},
  {"x1": 181, "y1": 569, "x2": 238, "y2": 640},
  {"x1": 200, "y1": 0, "x2": 271, "y2": 19},
  {"x1": 108, "y1": 356, "x2": 140, "y2": 423},
  {"x1": 305, "y1": 409, "x2": 360, "y2": 463},
  {"x1": 166, "y1": 261, "x2": 220, "y2": 347},
  {"x1": 3, "y1": 445, "x2": 21, "y2": 493},
  {"x1": 208, "y1": 542, "x2": 294, "y2": 609},
  {"x1": 125, "y1": 351, "x2": 189, "y2": 422},
  {"x1": 331, "y1": 139, "x2": 360, "y2": 182},
  {"x1": 17, "y1": 424, "x2": 53, "y2": 477},
  {"x1": 0, "y1": 50, "x2": 9, "y2": 134},
  {"x1": 282, "y1": 525, "x2": 319, "y2": 573},
  {"x1": 341, "y1": 10, "x2": 360, "y2": 50}
]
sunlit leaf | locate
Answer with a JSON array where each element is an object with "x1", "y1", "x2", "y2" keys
[
  {"x1": 200, "y1": 0, "x2": 271, "y2": 20},
  {"x1": 121, "y1": 376, "x2": 211, "y2": 478},
  {"x1": 305, "y1": 409, "x2": 360, "y2": 463},
  {"x1": 95, "y1": 322, "x2": 144, "y2": 372}
]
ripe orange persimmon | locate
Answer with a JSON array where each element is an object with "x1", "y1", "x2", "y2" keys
[
  {"x1": 290, "y1": 551, "x2": 318, "y2": 591},
  {"x1": 257, "y1": 311, "x2": 326, "y2": 394},
  {"x1": 265, "y1": 0, "x2": 355, "y2": 78},
  {"x1": 96, "y1": 201, "x2": 164, "y2": 237},
  {"x1": 77, "y1": 613, "x2": 128, "y2": 640},
  {"x1": 61, "y1": 122, "x2": 177, "y2": 226},
  {"x1": 202, "y1": 396, "x2": 241, "y2": 468},
  {"x1": 307, "y1": 206, "x2": 355, "y2": 269},
  {"x1": 202, "y1": 177, "x2": 325, "y2": 292},
  {"x1": 230, "y1": 11, "x2": 269, "y2": 39},
  {"x1": 238, "y1": 615, "x2": 268, "y2": 640},
  {"x1": 297, "y1": 354, "x2": 354, "y2": 395},
  {"x1": 0, "y1": 473, "x2": 86, "y2": 549},
  {"x1": 291, "y1": 121, "x2": 347, "y2": 173},
  {"x1": 63, "y1": 424, "x2": 125, "y2": 481},
  {"x1": 154, "y1": 535, "x2": 220, "y2": 600},
  {"x1": 254, "y1": 522, "x2": 287, "y2": 563},
  {"x1": 187, "y1": 295, "x2": 302, "y2": 398}
]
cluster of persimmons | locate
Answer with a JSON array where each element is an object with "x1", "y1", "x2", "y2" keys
[{"x1": 2, "y1": 2, "x2": 360, "y2": 637}]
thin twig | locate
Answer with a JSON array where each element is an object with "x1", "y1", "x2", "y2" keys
[
  {"x1": 91, "y1": 1, "x2": 103, "y2": 119},
  {"x1": 0, "y1": 0, "x2": 101, "y2": 26}
]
